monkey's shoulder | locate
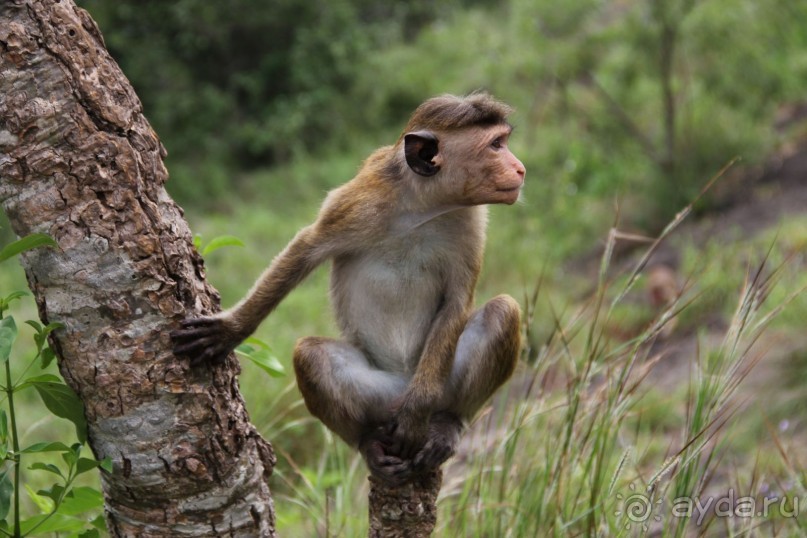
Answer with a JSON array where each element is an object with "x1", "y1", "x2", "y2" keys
[
  {"x1": 360, "y1": 144, "x2": 399, "y2": 176},
  {"x1": 315, "y1": 177, "x2": 396, "y2": 237}
]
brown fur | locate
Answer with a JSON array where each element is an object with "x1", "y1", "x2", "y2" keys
[
  {"x1": 172, "y1": 93, "x2": 526, "y2": 484},
  {"x1": 402, "y1": 93, "x2": 513, "y2": 134}
]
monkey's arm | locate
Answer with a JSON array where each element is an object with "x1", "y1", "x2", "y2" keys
[
  {"x1": 389, "y1": 271, "x2": 474, "y2": 458},
  {"x1": 172, "y1": 224, "x2": 329, "y2": 365}
]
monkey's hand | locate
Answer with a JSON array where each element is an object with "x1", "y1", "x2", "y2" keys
[
  {"x1": 171, "y1": 314, "x2": 246, "y2": 366},
  {"x1": 412, "y1": 411, "x2": 463, "y2": 472}
]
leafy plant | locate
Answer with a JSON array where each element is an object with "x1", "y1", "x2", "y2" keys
[
  {"x1": 193, "y1": 233, "x2": 245, "y2": 256},
  {"x1": 236, "y1": 337, "x2": 285, "y2": 378},
  {"x1": 0, "y1": 234, "x2": 110, "y2": 537}
]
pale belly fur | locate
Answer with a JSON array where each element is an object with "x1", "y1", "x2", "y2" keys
[{"x1": 330, "y1": 234, "x2": 447, "y2": 376}]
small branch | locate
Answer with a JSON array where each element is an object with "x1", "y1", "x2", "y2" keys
[{"x1": 368, "y1": 469, "x2": 442, "y2": 538}]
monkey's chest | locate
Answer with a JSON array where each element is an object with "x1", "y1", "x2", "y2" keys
[{"x1": 331, "y1": 246, "x2": 446, "y2": 374}]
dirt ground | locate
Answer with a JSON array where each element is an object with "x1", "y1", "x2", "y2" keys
[{"x1": 644, "y1": 132, "x2": 807, "y2": 380}]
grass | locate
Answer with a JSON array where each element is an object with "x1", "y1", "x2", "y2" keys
[
  {"x1": 198, "y1": 179, "x2": 802, "y2": 536},
  {"x1": 3, "y1": 0, "x2": 807, "y2": 528},
  {"x1": 177, "y1": 160, "x2": 807, "y2": 536},
  {"x1": 2, "y1": 146, "x2": 806, "y2": 535},
  {"x1": 440, "y1": 236, "x2": 805, "y2": 537}
]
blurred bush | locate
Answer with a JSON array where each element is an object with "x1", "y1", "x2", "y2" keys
[
  {"x1": 77, "y1": 0, "x2": 474, "y2": 200},
  {"x1": 77, "y1": 0, "x2": 807, "y2": 225}
]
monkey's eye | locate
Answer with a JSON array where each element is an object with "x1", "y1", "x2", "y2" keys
[{"x1": 490, "y1": 137, "x2": 504, "y2": 149}]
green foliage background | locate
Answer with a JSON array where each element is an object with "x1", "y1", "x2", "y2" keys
[
  {"x1": 77, "y1": 0, "x2": 807, "y2": 224},
  {"x1": 2, "y1": 0, "x2": 806, "y2": 534}
]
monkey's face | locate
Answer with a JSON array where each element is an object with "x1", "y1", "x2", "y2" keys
[
  {"x1": 471, "y1": 124, "x2": 525, "y2": 205},
  {"x1": 405, "y1": 124, "x2": 526, "y2": 207}
]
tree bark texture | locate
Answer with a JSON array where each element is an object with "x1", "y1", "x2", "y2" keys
[
  {"x1": 0, "y1": 1, "x2": 276, "y2": 535},
  {"x1": 368, "y1": 470, "x2": 441, "y2": 538}
]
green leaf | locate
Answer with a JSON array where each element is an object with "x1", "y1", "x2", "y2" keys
[
  {"x1": 20, "y1": 513, "x2": 86, "y2": 535},
  {"x1": 244, "y1": 350, "x2": 286, "y2": 378},
  {"x1": 0, "y1": 317, "x2": 17, "y2": 364},
  {"x1": 200, "y1": 235, "x2": 245, "y2": 256},
  {"x1": 30, "y1": 380, "x2": 87, "y2": 443},
  {"x1": 0, "y1": 291, "x2": 28, "y2": 319},
  {"x1": 15, "y1": 373, "x2": 62, "y2": 392},
  {"x1": 21, "y1": 441, "x2": 71, "y2": 454},
  {"x1": 90, "y1": 513, "x2": 106, "y2": 530},
  {"x1": 2, "y1": 291, "x2": 28, "y2": 304},
  {"x1": 242, "y1": 336, "x2": 272, "y2": 348},
  {"x1": 99, "y1": 457, "x2": 113, "y2": 473},
  {"x1": 25, "y1": 483, "x2": 54, "y2": 513},
  {"x1": 57, "y1": 486, "x2": 104, "y2": 516},
  {"x1": 43, "y1": 322, "x2": 64, "y2": 334},
  {"x1": 36, "y1": 483, "x2": 66, "y2": 504},
  {"x1": 29, "y1": 462, "x2": 64, "y2": 478},
  {"x1": 0, "y1": 468, "x2": 11, "y2": 520},
  {"x1": 78, "y1": 529, "x2": 101, "y2": 538},
  {"x1": 76, "y1": 458, "x2": 100, "y2": 476},
  {"x1": 40, "y1": 347, "x2": 56, "y2": 369},
  {"x1": 236, "y1": 339, "x2": 285, "y2": 378},
  {"x1": 192, "y1": 234, "x2": 202, "y2": 251},
  {"x1": 0, "y1": 233, "x2": 58, "y2": 263},
  {"x1": 26, "y1": 321, "x2": 63, "y2": 357},
  {"x1": 61, "y1": 443, "x2": 81, "y2": 467}
]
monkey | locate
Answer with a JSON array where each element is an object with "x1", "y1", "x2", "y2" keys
[{"x1": 172, "y1": 93, "x2": 526, "y2": 485}]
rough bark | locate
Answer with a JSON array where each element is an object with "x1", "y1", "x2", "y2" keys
[
  {"x1": 368, "y1": 470, "x2": 442, "y2": 538},
  {"x1": 0, "y1": 1, "x2": 276, "y2": 535}
]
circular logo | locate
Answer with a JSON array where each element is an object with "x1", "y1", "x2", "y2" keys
[
  {"x1": 614, "y1": 483, "x2": 663, "y2": 530},
  {"x1": 623, "y1": 493, "x2": 652, "y2": 522}
]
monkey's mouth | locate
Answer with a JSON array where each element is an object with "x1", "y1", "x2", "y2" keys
[{"x1": 496, "y1": 185, "x2": 522, "y2": 193}]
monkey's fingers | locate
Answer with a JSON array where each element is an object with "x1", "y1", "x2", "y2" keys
[
  {"x1": 170, "y1": 318, "x2": 221, "y2": 346},
  {"x1": 190, "y1": 346, "x2": 229, "y2": 366},
  {"x1": 413, "y1": 441, "x2": 453, "y2": 470},
  {"x1": 376, "y1": 455, "x2": 406, "y2": 467},
  {"x1": 369, "y1": 458, "x2": 413, "y2": 487},
  {"x1": 179, "y1": 317, "x2": 218, "y2": 328},
  {"x1": 170, "y1": 325, "x2": 219, "y2": 342},
  {"x1": 172, "y1": 335, "x2": 218, "y2": 356}
]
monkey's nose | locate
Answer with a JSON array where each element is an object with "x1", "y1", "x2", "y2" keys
[{"x1": 513, "y1": 157, "x2": 526, "y2": 179}]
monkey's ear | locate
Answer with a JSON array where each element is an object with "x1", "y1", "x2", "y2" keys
[{"x1": 404, "y1": 130, "x2": 440, "y2": 177}]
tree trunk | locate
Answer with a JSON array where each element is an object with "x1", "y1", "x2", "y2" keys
[
  {"x1": 368, "y1": 470, "x2": 441, "y2": 538},
  {"x1": 0, "y1": 1, "x2": 276, "y2": 535}
]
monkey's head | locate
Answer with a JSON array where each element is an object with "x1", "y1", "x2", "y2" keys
[{"x1": 400, "y1": 93, "x2": 526, "y2": 206}]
